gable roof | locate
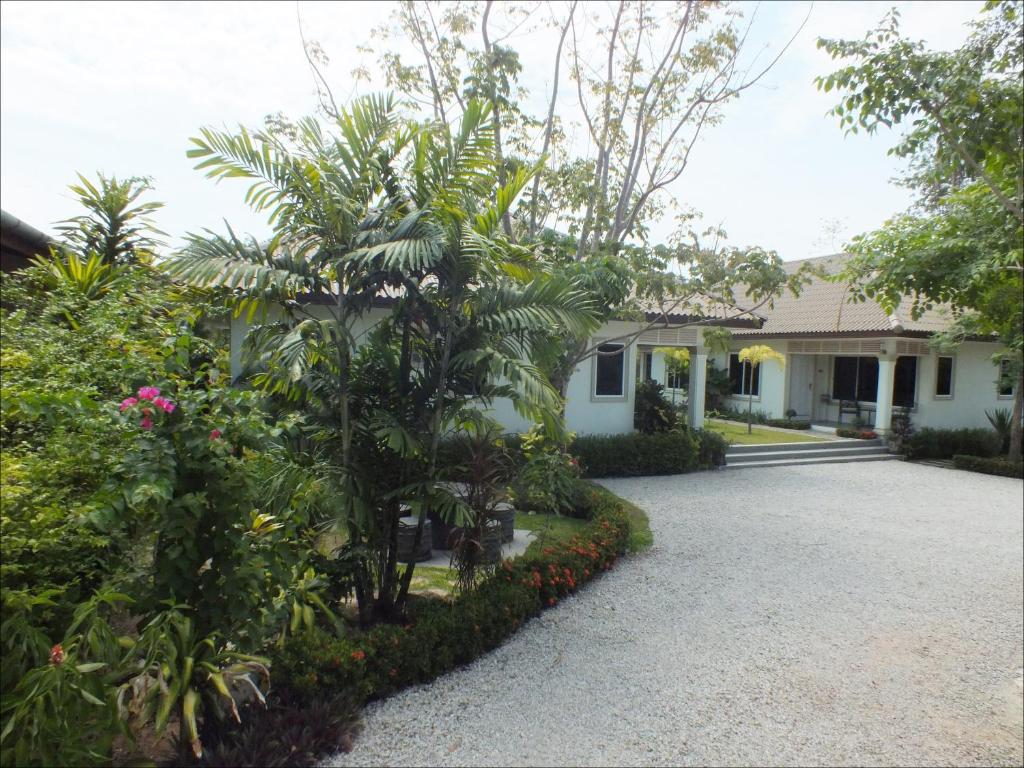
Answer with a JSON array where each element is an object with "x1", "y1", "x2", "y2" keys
[{"x1": 732, "y1": 254, "x2": 954, "y2": 338}]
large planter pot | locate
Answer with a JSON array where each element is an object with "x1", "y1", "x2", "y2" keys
[
  {"x1": 451, "y1": 520, "x2": 503, "y2": 565},
  {"x1": 428, "y1": 509, "x2": 456, "y2": 551},
  {"x1": 397, "y1": 516, "x2": 432, "y2": 563},
  {"x1": 488, "y1": 502, "x2": 515, "y2": 543},
  {"x1": 480, "y1": 519, "x2": 503, "y2": 564}
]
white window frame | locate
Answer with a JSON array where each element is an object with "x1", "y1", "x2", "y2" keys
[
  {"x1": 997, "y1": 358, "x2": 1015, "y2": 400},
  {"x1": 591, "y1": 341, "x2": 629, "y2": 402},
  {"x1": 729, "y1": 352, "x2": 762, "y2": 401},
  {"x1": 933, "y1": 354, "x2": 955, "y2": 400}
]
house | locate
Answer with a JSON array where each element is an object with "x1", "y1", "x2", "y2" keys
[
  {"x1": 652, "y1": 254, "x2": 1016, "y2": 435},
  {"x1": 228, "y1": 253, "x2": 1013, "y2": 438}
]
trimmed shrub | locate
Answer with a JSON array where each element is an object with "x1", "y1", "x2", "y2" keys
[
  {"x1": 765, "y1": 418, "x2": 811, "y2": 430},
  {"x1": 570, "y1": 429, "x2": 725, "y2": 477},
  {"x1": 272, "y1": 500, "x2": 631, "y2": 706},
  {"x1": 836, "y1": 427, "x2": 878, "y2": 439},
  {"x1": 902, "y1": 427, "x2": 1001, "y2": 460},
  {"x1": 951, "y1": 454, "x2": 1024, "y2": 478}
]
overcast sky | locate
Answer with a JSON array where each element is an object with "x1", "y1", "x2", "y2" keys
[{"x1": 1, "y1": 0, "x2": 983, "y2": 261}]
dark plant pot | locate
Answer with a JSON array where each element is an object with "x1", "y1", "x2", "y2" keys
[
  {"x1": 488, "y1": 503, "x2": 515, "y2": 543},
  {"x1": 428, "y1": 509, "x2": 456, "y2": 551},
  {"x1": 480, "y1": 519, "x2": 502, "y2": 564},
  {"x1": 397, "y1": 516, "x2": 432, "y2": 563}
]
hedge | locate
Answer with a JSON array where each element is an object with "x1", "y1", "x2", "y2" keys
[
  {"x1": 902, "y1": 428, "x2": 1001, "y2": 460},
  {"x1": 766, "y1": 418, "x2": 811, "y2": 430},
  {"x1": 570, "y1": 429, "x2": 726, "y2": 478},
  {"x1": 835, "y1": 427, "x2": 878, "y2": 439},
  {"x1": 951, "y1": 454, "x2": 1024, "y2": 478},
  {"x1": 272, "y1": 496, "x2": 632, "y2": 709}
]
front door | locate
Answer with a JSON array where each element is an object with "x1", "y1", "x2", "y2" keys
[{"x1": 788, "y1": 354, "x2": 815, "y2": 417}]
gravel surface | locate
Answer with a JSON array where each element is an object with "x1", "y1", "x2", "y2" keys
[{"x1": 327, "y1": 462, "x2": 1024, "y2": 767}]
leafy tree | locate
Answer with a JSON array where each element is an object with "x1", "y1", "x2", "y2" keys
[
  {"x1": 737, "y1": 345, "x2": 784, "y2": 433},
  {"x1": 166, "y1": 95, "x2": 596, "y2": 623},
  {"x1": 818, "y1": 0, "x2": 1023, "y2": 458}
]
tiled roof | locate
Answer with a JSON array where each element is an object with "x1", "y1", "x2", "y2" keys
[{"x1": 732, "y1": 254, "x2": 955, "y2": 337}]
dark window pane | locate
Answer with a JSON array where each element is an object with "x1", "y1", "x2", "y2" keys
[
  {"x1": 936, "y1": 356, "x2": 953, "y2": 397},
  {"x1": 644, "y1": 352, "x2": 653, "y2": 381},
  {"x1": 999, "y1": 359, "x2": 1014, "y2": 396},
  {"x1": 857, "y1": 356, "x2": 879, "y2": 402},
  {"x1": 893, "y1": 356, "x2": 917, "y2": 408},
  {"x1": 749, "y1": 362, "x2": 760, "y2": 396},
  {"x1": 833, "y1": 357, "x2": 858, "y2": 400},
  {"x1": 595, "y1": 344, "x2": 625, "y2": 396},
  {"x1": 729, "y1": 354, "x2": 744, "y2": 395}
]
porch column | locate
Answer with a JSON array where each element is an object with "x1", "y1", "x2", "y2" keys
[
  {"x1": 688, "y1": 351, "x2": 707, "y2": 430},
  {"x1": 874, "y1": 356, "x2": 896, "y2": 435}
]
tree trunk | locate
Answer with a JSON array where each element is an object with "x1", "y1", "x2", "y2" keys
[
  {"x1": 746, "y1": 364, "x2": 753, "y2": 434},
  {"x1": 1009, "y1": 369, "x2": 1023, "y2": 461}
]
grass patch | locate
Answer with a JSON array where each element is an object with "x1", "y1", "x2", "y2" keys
[
  {"x1": 706, "y1": 418, "x2": 827, "y2": 445},
  {"x1": 407, "y1": 564, "x2": 457, "y2": 595},
  {"x1": 515, "y1": 511, "x2": 588, "y2": 556}
]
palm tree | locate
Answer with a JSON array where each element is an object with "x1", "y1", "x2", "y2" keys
[{"x1": 165, "y1": 95, "x2": 597, "y2": 621}]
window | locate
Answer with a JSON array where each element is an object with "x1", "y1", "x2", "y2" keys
[
  {"x1": 594, "y1": 343, "x2": 626, "y2": 397},
  {"x1": 998, "y1": 358, "x2": 1016, "y2": 398},
  {"x1": 643, "y1": 351, "x2": 653, "y2": 381},
  {"x1": 832, "y1": 356, "x2": 878, "y2": 402},
  {"x1": 666, "y1": 363, "x2": 687, "y2": 390},
  {"x1": 893, "y1": 356, "x2": 917, "y2": 408},
  {"x1": 935, "y1": 356, "x2": 954, "y2": 398},
  {"x1": 729, "y1": 353, "x2": 760, "y2": 397}
]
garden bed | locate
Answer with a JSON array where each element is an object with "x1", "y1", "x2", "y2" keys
[{"x1": 188, "y1": 484, "x2": 647, "y2": 766}]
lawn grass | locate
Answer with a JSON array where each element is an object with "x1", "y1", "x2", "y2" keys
[
  {"x1": 515, "y1": 511, "x2": 588, "y2": 556},
  {"x1": 707, "y1": 418, "x2": 828, "y2": 445}
]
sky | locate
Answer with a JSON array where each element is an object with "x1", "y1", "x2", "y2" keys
[{"x1": 0, "y1": 0, "x2": 984, "y2": 262}]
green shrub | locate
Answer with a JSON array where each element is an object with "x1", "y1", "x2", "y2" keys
[
  {"x1": 951, "y1": 454, "x2": 1024, "y2": 478},
  {"x1": 633, "y1": 379, "x2": 676, "y2": 433},
  {"x1": 835, "y1": 427, "x2": 878, "y2": 439},
  {"x1": 571, "y1": 429, "x2": 724, "y2": 477},
  {"x1": 273, "y1": 500, "x2": 631, "y2": 706},
  {"x1": 765, "y1": 418, "x2": 811, "y2": 430},
  {"x1": 902, "y1": 427, "x2": 1001, "y2": 459}
]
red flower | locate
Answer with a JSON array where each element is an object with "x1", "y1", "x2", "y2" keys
[
  {"x1": 350, "y1": 650, "x2": 366, "y2": 661},
  {"x1": 49, "y1": 644, "x2": 65, "y2": 665},
  {"x1": 547, "y1": 597, "x2": 557, "y2": 606},
  {"x1": 209, "y1": 429, "x2": 222, "y2": 440}
]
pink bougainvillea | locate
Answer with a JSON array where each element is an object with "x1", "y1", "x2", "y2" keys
[
  {"x1": 209, "y1": 429, "x2": 222, "y2": 440},
  {"x1": 137, "y1": 386, "x2": 161, "y2": 401},
  {"x1": 119, "y1": 396, "x2": 138, "y2": 412}
]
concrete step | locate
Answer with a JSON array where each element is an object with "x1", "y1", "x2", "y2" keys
[
  {"x1": 726, "y1": 439, "x2": 883, "y2": 455},
  {"x1": 726, "y1": 445, "x2": 889, "y2": 463},
  {"x1": 723, "y1": 453, "x2": 898, "y2": 469}
]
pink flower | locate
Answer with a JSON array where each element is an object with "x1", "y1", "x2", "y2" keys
[
  {"x1": 140, "y1": 416, "x2": 154, "y2": 430},
  {"x1": 153, "y1": 397, "x2": 176, "y2": 414},
  {"x1": 209, "y1": 429, "x2": 222, "y2": 440},
  {"x1": 50, "y1": 644, "x2": 65, "y2": 665},
  {"x1": 119, "y1": 396, "x2": 138, "y2": 412},
  {"x1": 137, "y1": 386, "x2": 160, "y2": 401}
]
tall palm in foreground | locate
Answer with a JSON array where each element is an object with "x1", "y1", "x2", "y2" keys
[{"x1": 165, "y1": 95, "x2": 597, "y2": 621}]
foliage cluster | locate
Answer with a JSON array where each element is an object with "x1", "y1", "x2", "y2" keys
[
  {"x1": 951, "y1": 453, "x2": 1024, "y2": 478},
  {"x1": 835, "y1": 427, "x2": 879, "y2": 440},
  {"x1": 901, "y1": 427, "x2": 1002, "y2": 460},
  {"x1": 571, "y1": 430, "x2": 726, "y2": 478}
]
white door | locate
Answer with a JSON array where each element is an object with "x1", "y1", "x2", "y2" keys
[{"x1": 788, "y1": 354, "x2": 815, "y2": 417}]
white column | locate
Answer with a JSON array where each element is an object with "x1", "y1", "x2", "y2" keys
[
  {"x1": 874, "y1": 357, "x2": 895, "y2": 434},
  {"x1": 688, "y1": 351, "x2": 707, "y2": 430}
]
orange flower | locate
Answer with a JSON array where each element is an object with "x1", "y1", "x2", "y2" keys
[{"x1": 350, "y1": 650, "x2": 366, "y2": 661}]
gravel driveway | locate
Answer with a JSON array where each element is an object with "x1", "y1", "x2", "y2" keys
[{"x1": 328, "y1": 462, "x2": 1024, "y2": 767}]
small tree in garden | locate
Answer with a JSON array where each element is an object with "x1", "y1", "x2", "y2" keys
[
  {"x1": 737, "y1": 345, "x2": 785, "y2": 434},
  {"x1": 167, "y1": 95, "x2": 597, "y2": 624}
]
